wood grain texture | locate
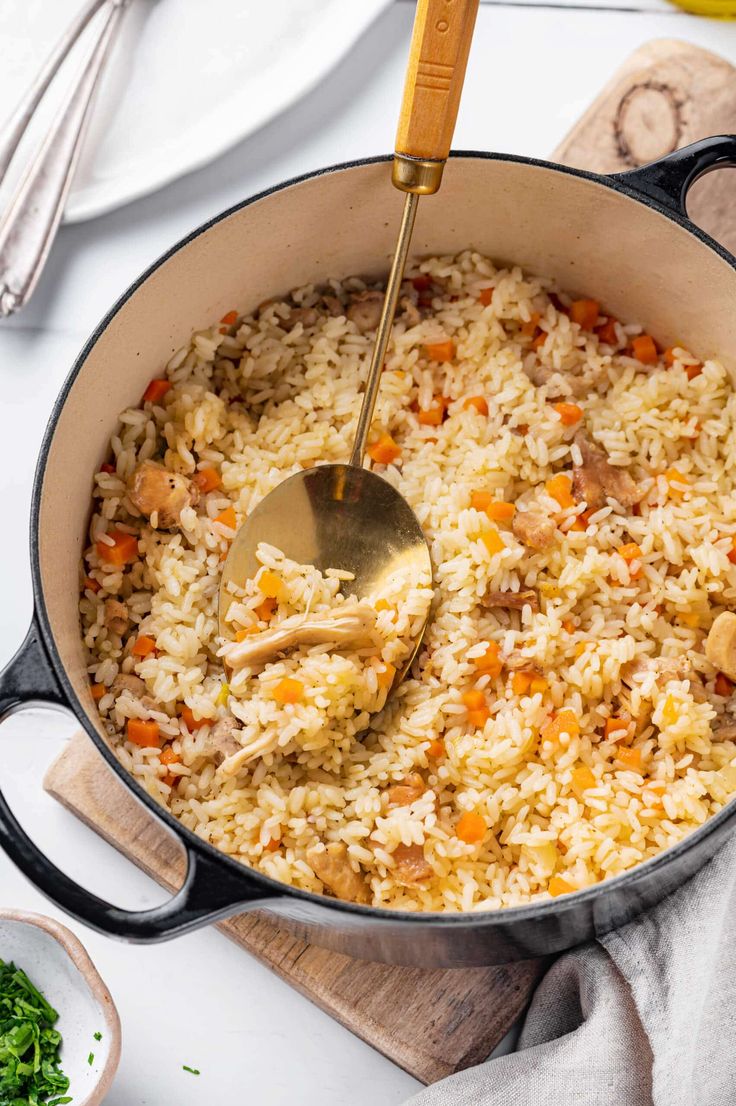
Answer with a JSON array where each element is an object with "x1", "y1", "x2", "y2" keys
[
  {"x1": 44, "y1": 733, "x2": 544, "y2": 1085},
  {"x1": 396, "y1": 0, "x2": 480, "y2": 161},
  {"x1": 551, "y1": 39, "x2": 736, "y2": 254}
]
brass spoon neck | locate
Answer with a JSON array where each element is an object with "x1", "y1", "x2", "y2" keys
[{"x1": 349, "y1": 189, "x2": 420, "y2": 469}]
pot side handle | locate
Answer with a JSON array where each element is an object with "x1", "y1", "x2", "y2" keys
[
  {"x1": 0, "y1": 620, "x2": 272, "y2": 942},
  {"x1": 611, "y1": 135, "x2": 736, "y2": 220}
]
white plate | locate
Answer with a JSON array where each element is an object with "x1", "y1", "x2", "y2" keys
[{"x1": 0, "y1": 0, "x2": 392, "y2": 223}]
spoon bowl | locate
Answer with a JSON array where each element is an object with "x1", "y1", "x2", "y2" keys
[{"x1": 219, "y1": 464, "x2": 432, "y2": 671}]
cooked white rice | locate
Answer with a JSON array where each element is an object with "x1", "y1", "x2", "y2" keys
[{"x1": 80, "y1": 250, "x2": 736, "y2": 912}]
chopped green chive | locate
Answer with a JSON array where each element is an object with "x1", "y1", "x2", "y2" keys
[
  {"x1": 88, "y1": 1051, "x2": 94, "y2": 1065},
  {"x1": 0, "y1": 959, "x2": 71, "y2": 1104},
  {"x1": 183, "y1": 1064, "x2": 200, "y2": 1075},
  {"x1": 93, "y1": 1030, "x2": 102, "y2": 1041}
]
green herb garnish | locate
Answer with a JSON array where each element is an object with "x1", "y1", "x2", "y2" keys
[
  {"x1": 182, "y1": 1065, "x2": 200, "y2": 1075},
  {"x1": 86, "y1": 1053, "x2": 94, "y2": 1066},
  {"x1": 0, "y1": 958, "x2": 71, "y2": 1105},
  {"x1": 92, "y1": 1032, "x2": 101, "y2": 1042}
]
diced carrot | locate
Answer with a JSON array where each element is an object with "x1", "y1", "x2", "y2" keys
[
  {"x1": 604, "y1": 717, "x2": 628, "y2": 741},
  {"x1": 570, "y1": 299, "x2": 600, "y2": 330},
  {"x1": 467, "y1": 707, "x2": 490, "y2": 728},
  {"x1": 553, "y1": 402, "x2": 583, "y2": 427},
  {"x1": 545, "y1": 474, "x2": 575, "y2": 510},
  {"x1": 617, "y1": 542, "x2": 643, "y2": 580},
  {"x1": 181, "y1": 706, "x2": 205, "y2": 731},
  {"x1": 686, "y1": 363, "x2": 703, "y2": 381},
  {"x1": 474, "y1": 642, "x2": 503, "y2": 679},
  {"x1": 193, "y1": 467, "x2": 221, "y2": 493},
  {"x1": 220, "y1": 310, "x2": 238, "y2": 325},
  {"x1": 562, "y1": 619, "x2": 576, "y2": 633},
  {"x1": 470, "y1": 490, "x2": 494, "y2": 511},
  {"x1": 596, "y1": 318, "x2": 619, "y2": 346},
  {"x1": 90, "y1": 683, "x2": 106, "y2": 701},
  {"x1": 412, "y1": 274, "x2": 433, "y2": 291},
  {"x1": 235, "y1": 626, "x2": 259, "y2": 642},
  {"x1": 663, "y1": 468, "x2": 689, "y2": 498},
  {"x1": 520, "y1": 312, "x2": 541, "y2": 337},
  {"x1": 132, "y1": 635, "x2": 157, "y2": 658},
  {"x1": 254, "y1": 597, "x2": 277, "y2": 622},
  {"x1": 617, "y1": 746, "x2": 642, "y2": 771},
  {"x1": 548, "y1": 876, "x2": 575, "y2": 897},
  {"x1": 377, "y1": 662, "x2": 396, "y2": 689},
  {"x1": 83, "y1": 576, "x2": 100, "y2": 593},
  {"x1": 463, "y1": 395, "x2": 489, "y2": 416},
  {"x1": 456, "y1": 811, "x2": 486, "y2": 843},
  {"x1": 423, "y1": 340, "x2": 455, "y2": 363},
  {"x1": 572, "y1": 765, "x2": 596, "y2": 796},
  {"x1": 541, "y1": 709, "x2": 580, "y2": 744},
  {"x1": 265, "y1": 836, "x2": 281, "y2": 852},
  {"x1": 631, "y1": 335, "x2": 658, "y2": 365},
  {"x1": 142, "y1": 378, "x2": 171, "y2": 404},
  {"x1": 160, "y1": 745, "x2": 181, "y2": 766},
  {"x1": 485, "y1": 501, "x2": 515, "y2": 522},
  {"x1": 530, "y1": 675, "x2": 548, "y2": 695},
  {"x1": 478, "y1": 287, "x2": 494, "y2": 306},
  {"x1": 127, "y1": 719, "x2": 161, "y2": 748},
  {"x1": 663, "y1": 347, "x2": 677, "y2": 366},
  {"x1": 427, "y1": 739, "x2": 445, "y2": 758},
  {"x1": 532, "y1": 331, "x2": 546, "y2": 351},
  {"x1": 727, "y1": 540, "x2": 736, "y2": 566},
  {"x1": 272, "y1": 677, "x2": 304, "y2": 705},
  {"x1": 214, "y1": 506, "x2": 237, "y2": 530},
  {"x1": 100, "y1": 462, "x2": 115, "y2": 474},
  {"x1": 417, "y1": 396, "x2": 447, "y2": 426},
  {"x1": 715, "y1": 672, "x2": 734, "y2": 697},
  {"x1": 679, "y1": 611, "x2": 700, "y2": 628},
  {"x1": 462, "y1": 689, "x2": 487, "y2": 711},
  {"x1": 368, "y1": 433, "x2": 401, "y2": 465},
  {"x1": 258, "y1": 570, "x2": 285, "y2": 600},
  {"x1": 96, "y1": 529, "x2": 138, "y2": 566},
  {"x1": 480, "y1": 528, "x2": 504, "y2": 556},
  {"x1": 511, "y1": 671, "x2": 532, "y2": 695}
]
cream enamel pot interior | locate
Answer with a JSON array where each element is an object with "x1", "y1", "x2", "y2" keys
[{"x1": 2, "y1": 138, "x2": 736, "y2": 967}]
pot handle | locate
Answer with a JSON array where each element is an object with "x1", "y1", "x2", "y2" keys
[
  {"x1": 612, "y1": 135, "x2": 736, "y2": 220},
  {"x1": 0, "y1": 619, "x2": 272, "y2": 942}
]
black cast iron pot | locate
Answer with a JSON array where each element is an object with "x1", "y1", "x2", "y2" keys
[{"x1": 2, "y1": 138, "x2": 736, "y2": 967}]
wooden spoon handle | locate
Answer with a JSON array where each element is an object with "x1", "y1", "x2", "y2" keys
[{"x1": 393, "y1": 0, "x2": 480, "y2": 194}]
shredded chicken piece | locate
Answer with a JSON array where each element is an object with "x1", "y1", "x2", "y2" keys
[
  {"x1": 523, "y1": 363, "x2": 590, "y2": 397},
  {"x1": 482, "y1": 588, "x2": 539, "y2": 613},
  {"x1": 386, "y1": 773, "x2": 427, "y2": 807},
  {"x1": 512, "y1": 508, "x2": 556, "y2": 550},
  {"x1": 399, "y1": 296, "x2": 421, "y2": 327},
  {"x1": 221, "y1": 604, "x2": 379, "y2": 670},
  {"x1": 347, "y1": 290, "x2": 384, "y2": 333},
  {"x1": 392, "y1": 843, "x2": 433, "y2": 884},
  {"x1": 622, "y1": 655, "x2": 693, "y2": 688},
  {"x1": 712, "y1": 723, "x2": 736, "y2": 742},
  {"x1": 502, "y1": 652, "x2": 543, "y2": 673},
  {"x1": 706, "y1": 612, "x2": 736, "y2": 682},
  {"x1": 104, "y1": 598, "x2": 128, "y2": 635},
  {"x1": 287, "y1": 306, "x2": 318, "y2": 328},
  {"x1": 307, "y1": 842, "x2": 371, "y2": 904},
  {"x1": 128, "y1": 461, "x2": 198, "y2": 529},
  {"x1": 205, "y1": 716, "x2": 242, "y2": 766},
  {"x1": 572, "y1": 432, "x2": 641, "y2": 511},
  {"x1": 112, "y1": 673, "x2": 146, "y2": 697},
  {"x1": 322, "y1": 295, "x2": 344, "y2": 317}
]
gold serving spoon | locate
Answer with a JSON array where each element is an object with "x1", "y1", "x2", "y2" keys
[{"x1": 219, "y1": 0, "x2": 480, "y2": 681}]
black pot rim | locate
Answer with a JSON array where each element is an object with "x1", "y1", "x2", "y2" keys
[{"x1": 30, "y1": 148, "x2": 736, "y2": 928}]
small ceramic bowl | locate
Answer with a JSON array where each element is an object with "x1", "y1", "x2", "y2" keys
[{"x1": 0, "y1": 910, "x2": 121, "y2": 1105}]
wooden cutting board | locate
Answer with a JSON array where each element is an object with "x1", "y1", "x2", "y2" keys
[{"x1": 44, "y1": 39, "x2": 736, "y2": 1086}]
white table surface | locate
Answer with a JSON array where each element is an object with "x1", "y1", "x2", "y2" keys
[{"x1": 3, "y1": 2, "x2": 736, "y2": 1102}]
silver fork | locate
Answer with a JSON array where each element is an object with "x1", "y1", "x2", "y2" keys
[{"x1": 0, "y1": 0, "x2": 133, "y2": 317}]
